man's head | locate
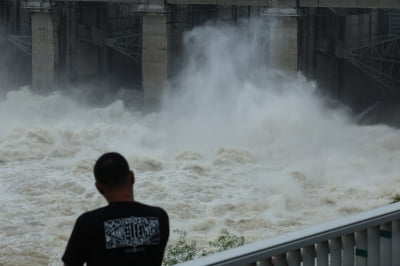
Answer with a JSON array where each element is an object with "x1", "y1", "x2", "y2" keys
[{"x1": 94, "y1": 152, "x2": 132, "y2": 188}]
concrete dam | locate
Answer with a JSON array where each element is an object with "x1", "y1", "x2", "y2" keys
[{"x1": 0, "y1": 0, "x2": 399, "y2": 115}]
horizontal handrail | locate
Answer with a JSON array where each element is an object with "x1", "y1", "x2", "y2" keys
[{"x1": 177, "y1": 202, "x2": 400, "y2": 266}]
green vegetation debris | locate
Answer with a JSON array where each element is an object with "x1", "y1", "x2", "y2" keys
[{"x1": 163, "y1": 228, "x2": 245, "y2": 265}]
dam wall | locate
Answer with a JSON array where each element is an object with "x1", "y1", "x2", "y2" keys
[
  {"x1": 299, "y1": 8, "x2": 399, "y2": 112},
  {"x1": 0, "y1": 1, "x2": 399, "y2": 112}
]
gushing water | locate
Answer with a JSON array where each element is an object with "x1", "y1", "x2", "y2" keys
[{"x1": 1, "y1": 19, "x2": 400, "y2": 265}]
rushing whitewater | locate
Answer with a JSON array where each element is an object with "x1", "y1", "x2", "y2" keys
[{"x1": 1, "y1": 19, "x2": 400, "y2": 265}]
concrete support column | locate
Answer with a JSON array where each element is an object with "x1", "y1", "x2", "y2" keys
[
  {"x1": 269, "y1": 16, "x2": 298, "y2": 73},
  {"x1": 31, "y1": 9, "x2": 55, "y2": 93},
  {"x1": 142, "y1": 13, "x2": 168, "y2": 112}
]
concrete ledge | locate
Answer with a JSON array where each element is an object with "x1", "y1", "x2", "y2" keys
[
  {"x1": 299, "y1": 0, "x2": 400, "y2": 8},
  {"x1": 165, "y1": 0, "x2": 400, "y2": 8},
  {"x1": 166, "y1": 0, "x2": 278, "y2": 5},
  {"x1": 23, "y1": 1, "x2": 51, "y2": 10},
  {"x1": 46, "y1": 0, "x2": 400, "y2": 8}
]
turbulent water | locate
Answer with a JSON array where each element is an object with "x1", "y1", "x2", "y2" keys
[{"x1": 1, "y1": 19, "x2": 400, "y2": 265}]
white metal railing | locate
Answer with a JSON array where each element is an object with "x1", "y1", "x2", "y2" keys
[
  {"x1": 176, "y1": 202, "x2": 400, "y2": 266},
  {"x1": 259, "y1": 7, "x2": 302, "y2": 17},
  {"x1": 131, "y1": 1, "x2": 169, "y2": 13}
]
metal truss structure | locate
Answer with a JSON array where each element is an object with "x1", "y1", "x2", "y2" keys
[
  {"x1": 7, "y1": 34, "x2": 31, "y2": 55},
  {"x1": 343, "y1": 35, "x2": 400, "y2": 93},
  {"x1": 4, "y1": 12, "x2": 142, "y2": 64},
  {"x1": 76, "y1": 23, "x2": 141, "y2": 62},
  {"x1": 105, "y1": 34, "x2": 141, "y2": 62}
]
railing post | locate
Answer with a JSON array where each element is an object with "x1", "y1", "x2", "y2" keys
[
  {"x1": 287, "y1": 249, "x2": 301, "y2": 266},
  {"x1": 343, "y1": 233, "x2": 355, "y2": 266},
  {"x1": 316, "y1": 241, "x2": 329, "y2": 266},
  {"x1": 274, "y1": 254, "x2": 288, "y2": 266},
  {"x1": 355, "y1": 230, "x2": 367, "y2": 266},
  {"x1": 392, "y1": 220, "x2": 400, "y2": 266},
  {"x1": 302, "y1": 245, "x2": 315, "y2": 266},
  {"x1": 258, "y1": 258, "x2": 273, "y2": 266},
  {"x1": 380, "y1": 223, "x2": 392, "y2": 266},
  {"x1": 330, "y1": 237, "x2": 342, "y2": 266},
  {"x1": 367, "y1": 226, "x2": 380, "y2": 266}
]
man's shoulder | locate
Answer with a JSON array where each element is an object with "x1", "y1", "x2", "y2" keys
[
  {"x1": 134, "y1": 201, "x2": 167, "y2": 212},
  {"x1": 129, "y1": 201, "x2": 169, "y2": 219},
  {"x1": 79, "y1": 202, "x2": 168, "y2": 220},
  {"x1": 75, "y1": 205, "x2": 109, "y2": 222}
]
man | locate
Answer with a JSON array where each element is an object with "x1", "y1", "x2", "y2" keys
[{"x1": 62, "y1": 152, "x2": 169, "y2": 266}]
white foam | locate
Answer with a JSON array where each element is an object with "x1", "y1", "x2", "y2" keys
[{"x1": 1, "y1": 18, "x2": 399, "y2": 265}]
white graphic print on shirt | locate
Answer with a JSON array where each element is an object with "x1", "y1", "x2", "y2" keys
[{"x1": 104, "y1": 217, "x2": 160, "y2": 249}]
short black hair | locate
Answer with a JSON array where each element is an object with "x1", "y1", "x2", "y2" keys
[{"x1": 93, "y1": 152, "x2": 130, "y2": 186}]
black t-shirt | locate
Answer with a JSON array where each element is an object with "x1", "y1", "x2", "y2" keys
[{"x1": 62, "y1": 201, "x2": 169, "y2": 266}]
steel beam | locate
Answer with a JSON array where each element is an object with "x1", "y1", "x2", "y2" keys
[{"x1": 343, "y1": 35, "x2": 400, "y2": 92}]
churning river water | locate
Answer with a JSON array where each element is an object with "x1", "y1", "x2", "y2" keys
[{"x1": 1, "y1": 19, "x2": 400, "y2": 265}]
